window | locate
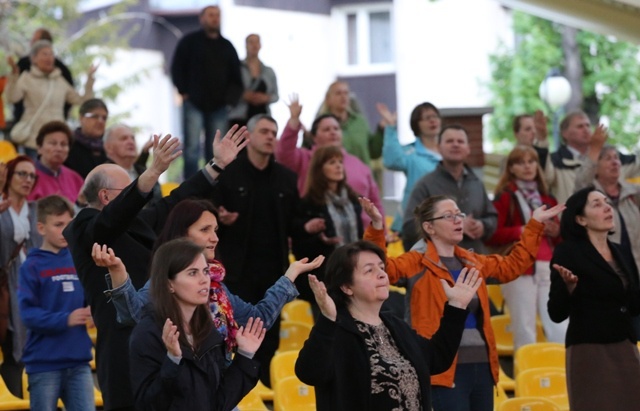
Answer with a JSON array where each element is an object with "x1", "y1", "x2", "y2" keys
[{"x1": 334, "y1": 5, "x2": 394, "y2": 75}]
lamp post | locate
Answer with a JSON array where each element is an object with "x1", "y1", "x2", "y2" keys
[{"x1": 539, "y1": 69, "x2": 572, "y2": 150}]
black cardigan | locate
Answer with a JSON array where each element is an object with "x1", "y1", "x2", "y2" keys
[
  {"x1": 295, "y1": 304, "x2": 467, "y2": 411},
  {"x1": 548, "y1": 238, "x2": 640, "y2": 347}
]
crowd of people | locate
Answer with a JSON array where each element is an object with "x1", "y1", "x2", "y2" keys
[{"x1": 0, "y1": 3, "x2": 640, "y2": 411}]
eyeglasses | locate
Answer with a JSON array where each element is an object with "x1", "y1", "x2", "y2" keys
[
  {"x1": 83, "y1": 113, "x2": 108, "y2": 121},
  {"x1": 14, "y1": 171, "x2": 38, "y2": 181},
  {"x1": 427, "y1": 213, "x2": 466, "y2": 222},
  {"x1": 104, "y1": 187, "x2": 124, "y2": 192}
]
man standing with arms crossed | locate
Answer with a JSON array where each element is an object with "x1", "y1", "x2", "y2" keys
[{"x1": 171, "y1": 5, "x2": 243, "y2": 179}]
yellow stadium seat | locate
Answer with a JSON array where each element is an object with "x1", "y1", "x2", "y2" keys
[
  {"x1": 498, "y1": 364, "x2": 515, "y2": 392},
  {"x1": 494, "y1": 384, "x2": 510, "y2": 410},
  {"x1": 160, "y1": 181, "x2": 179, "y2": 197},
  {"x1": 487, "y1": 284, "x2": 505, "y2": 313},
  {"x1": 87, "y1": 323, "x2": 97, "y2": 345},
  {"x1": 514, "y1": 342, "x2": 565, "y2": 377},
  {"x1": 270, "y1": 351, "x2": 299, "y2": 389},
  {"x1": 237, "y1": 388, "x2": 268, "y2": 410},
  {"x1": 277, "y1": 321, "x2": 312, "y2": 354},
  {"x1": 273, "y1": 375, "x2": 315, "y2": 411},
  {"x1": 498, "y1": 397, "x2": 561, "y2": 411},
  {"x1": 90, "y1": 347, "x2": 96, "y2": 371},
  {"x1": 251, "y1": 380, "x2": 273, "y2": 402},
  {"x1": 515, "y1": 367, "x2": 569, "y2": 411},
  {"x1": 491, "y1": 315, "x2": 546, "y2": 356},
  {"x1": 281, "y1": 300, "x2": 313, "y2": 326},
  {"x1": 0, "y1": 141, "x2": 17, "y2": 163},
  {"x1": 0, "y1": 374, "x2": 30, "y2": 410}
]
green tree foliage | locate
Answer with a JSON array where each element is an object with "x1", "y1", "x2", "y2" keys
[
  {"x1": 488, "y1": 11, "x2": 640, "y2": 151},
  {"x1": 0, "y1": 0, "x2": 144, "y2": 120}
]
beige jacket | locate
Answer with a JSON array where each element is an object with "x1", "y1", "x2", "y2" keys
[{"x1": 7, "y1": 66, "x2": 94, "y2": 149}]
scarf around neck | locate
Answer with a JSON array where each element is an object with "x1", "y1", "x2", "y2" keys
[
  {"x1": 325, "y1": 187, "x2": 358, "y2": 246},
  {"x1": 208, "y1": 259, "x2": 238, "y2": 362},
  {"x1": 515, "y1": 179, "x2": 542, "y2": 209}
]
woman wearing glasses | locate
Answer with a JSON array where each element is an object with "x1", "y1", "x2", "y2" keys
[
  {"x1": 362, "y1": 195, "x2": 564, "y2": 411},
  {"x1": 486, "y1": 145, "x2": 566, "y2": 351},
  {"x1": 0, "y1": 155, "x2": 42, "y2": 396}
]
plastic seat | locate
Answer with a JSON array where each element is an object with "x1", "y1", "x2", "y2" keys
[
  {"x1": 237, "y1": 388, "x2": 268, "y2": 410},
  {"x1": 160, "y1": 181, "x2": 179, "y2": 197},
  {"x1": 0, "y1": 141, "x2": 17, "y2": 163},
  {"x1": 498, "y1": 364, "x2": 515, "y2": 391},
  {"x1": 281, "y1": 300, "x2": 313, "y2": 326},
  {"x1": 491, "y1": 314, "x2": 547, "y2": 356},
  {"x1": 273, "y1": 375, "x2": 315, "y2": 411},
  {"x1": 0, "y1": 373, "x2": 31, "y2": 410},
  {"x1": 270, "y1": 350, "x2": 299, "y2": 388},
  {"x1": 494, "y1": 384, "x2": 510, "y2": 410},
  {"x1": 515, "y1": 367, "x2": 569, "y2": 411},
  {"x1": 277, "y1": 321, "x2": 312, "y2": 354},
  {"x1": 499, "y1": 397, "x2": 562, "y2": 411},
  {"x1": 487, "y1": 284, "x2": 505, "y2": 313},
  {"x1": 514, "y1": 342, "x2": 565, "y2": 377},
  {"x1": 87, "y1": 323, "x2": 97, "y2": 345},
  {"x1": 251, "y1": 380, "x2": 273, "y2": 402}
]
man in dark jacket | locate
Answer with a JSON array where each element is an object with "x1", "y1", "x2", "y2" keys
[
  {"x1": 63, "y1": 130, "x2": 247, "y2": 411},
  {"x1": 171, "y1": 5, "x2": 243, "y2": 179},
  {"x1": 65, "y1": 98, "x2": 109, "y2": 179},
  {"x1": 210, "y1": 114, "x2": 307, "y2": 387}
]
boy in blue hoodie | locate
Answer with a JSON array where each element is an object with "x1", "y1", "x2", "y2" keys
[{"x1": 18, "y1": 195, "x2": 94, "y2": 410}]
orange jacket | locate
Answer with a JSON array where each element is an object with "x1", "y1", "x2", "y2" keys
[{"x1": 364, "y1": 218, "x2": 544, "y2": 387}]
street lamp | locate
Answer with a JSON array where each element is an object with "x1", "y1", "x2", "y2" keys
[{"x1": 539, "y1": 69, "x2": 572, "y2": 150}]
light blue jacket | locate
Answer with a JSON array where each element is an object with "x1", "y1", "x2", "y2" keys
[
  {"x1": 382, "y1": 125, "x2": 441, "y2": 232},
  {"x1": 108, "y1": 275, "x2": 298, "y2": 329}
]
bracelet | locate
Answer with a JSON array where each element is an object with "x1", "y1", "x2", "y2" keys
[{"x1": 208, "y1": 160, "x2": 225, "y2": 174}]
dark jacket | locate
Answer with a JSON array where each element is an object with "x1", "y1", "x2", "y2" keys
[
  {"x1": 63, "y1": 171, "x2": 216, "y2": 410},
  {"x1": 210, "y1": 152, "x2": 302, "y2": 288},
  {"x1": 295, "y1": 304, "x2": 467, "y2": 411},
  {"x1": 292, "y1": 197, "x2": 363, "y2": 301},
  {"x1": 130, "y1": 312, "x2": 259, "y2": 411},
  {"x1": 15, "y1": 55, "x2": 74, "y2": 121},
  {"x1": 549, "y1": 239, "x2": 640, "y2": 347},
  {"x1": 170, "y1": 30, "x2": 242, "y2": 111}
]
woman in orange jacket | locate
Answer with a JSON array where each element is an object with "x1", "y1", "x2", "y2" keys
[{"x1": 361, "y1": 195, "x2": 564, "y2": 411}]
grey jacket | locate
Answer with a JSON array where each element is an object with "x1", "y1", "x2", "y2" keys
[{"x1": 228, "y1": 59, "x2": 278, "y2": 120}]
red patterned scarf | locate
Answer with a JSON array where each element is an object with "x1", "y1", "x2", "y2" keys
[{"x1": 208, "y1": 260, "x2": 238, "y2": 360}]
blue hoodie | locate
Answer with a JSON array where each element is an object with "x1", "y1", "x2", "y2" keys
[{"x1": 18, "y1": 247, "x2": 92, "y2": 373}]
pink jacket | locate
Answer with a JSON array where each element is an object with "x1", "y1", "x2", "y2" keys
[{"x1": 276, "y1": 122, "x2": 384, "y2": 226}]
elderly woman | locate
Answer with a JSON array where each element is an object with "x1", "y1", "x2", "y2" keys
[
  {"x1": 27, "y1": 121, "x2": 83, "y2": 204},
  {"x1": 6, "y1": 40, "x2": 95, "y2": 157},
  {"x1": 0, "y1": 155, "x2": 42, "y2": 396},
  {"x1": 362, "y1": 195, "x2": 564, "y2": 411},
  {"x1": 295, "y1": 240, "x2": 481, "y2": 410},
  {"x1": 549, "y1": 187, "x2": 640, "y2": 410}
]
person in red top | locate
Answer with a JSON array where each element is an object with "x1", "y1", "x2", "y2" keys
[
  {"x1": 487, "y1": 145, "x2": 567, "y2": 350},
  {"x1": 361, "y1": 195, "x2": 564, "y2": 411}
]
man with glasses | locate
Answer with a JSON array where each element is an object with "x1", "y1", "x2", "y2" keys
[
  {"x1": 402, "y1": 124, "x2": 497, "y2": 253},
  {"x1": 65, "y1": 98, "x2": 109, "y2": 178}
]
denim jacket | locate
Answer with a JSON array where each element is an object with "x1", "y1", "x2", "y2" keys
[{"x1": 107, "y1": 275, "x2": 299, "y2": 329}]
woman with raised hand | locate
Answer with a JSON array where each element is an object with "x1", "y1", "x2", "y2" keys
[
  {"x1": 549, "y1": 186, "x2": 640, "y2": 411},
  {"x1": 296, "y1": 240, "x2": 481, "y2": 410},
  {"x1": 108, "y1": 238, "x2": 266, "y2": 411},
  {"x1": 362, "y1": 195, "x2": 564, "y2": 411}
]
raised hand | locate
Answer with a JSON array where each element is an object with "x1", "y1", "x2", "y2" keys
[
  {"x1": 91, "y1": 243, "x2": 128, "y2": 288},
  {"x1": 162, "y1": 318, "x2": 181, "y2": 358},
  {"x1": 308, "y1": 274, "x2": 336, "y2": 321},
  {"x1": 67, "y1": 306, "x2": 92, "y2": 327},
  {"x1": 440, "y1": 267, "x2": 482, "y2": 309},
  {"x1": 359, "y1": 197, "x2": 383, "y2": 229},
  {"x1": 6, "y1": 56, "x2": 18, "y2": 74},
  {"x1": 236, "y1": 317, "x2": 266, "y2": 356},
  {"x1": 288, "y1": 93, "x2": 302, "y2": 119},
  {"x1": 212, "y1": 125, "x2": 249, "y2": 169},
  {"x1": 532, "y1": 203, "x2": 566, "y2": 223},
  {"x1": 553, "y1": 264, "x2": 578, "y2": 294},
  {"x1": 148, "y1": 134, "x2": 182, "y2": 176},
  {"x1": 284, "y1": 255, "x2": 325, "y2": 282},
  {"x1": 376, "y1": 103, "x2": 397, "y2": 127},
  {"x1": 587, "y1": 124, "x2": 608, "y2": 162},
  {"x1": 87, "y1": 63, "x2": 98, "y2": 78}
]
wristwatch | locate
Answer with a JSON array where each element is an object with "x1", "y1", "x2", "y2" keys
[{"x1": 208, "y1": 160, "x2": 225, "y2": 174}]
